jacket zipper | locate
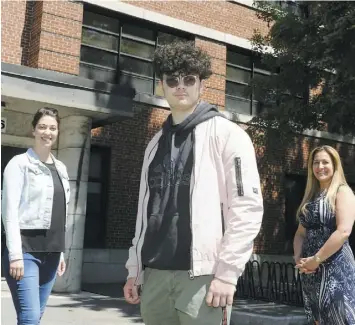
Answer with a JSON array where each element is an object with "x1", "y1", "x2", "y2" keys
[
  {"x1": 221, "y1": 203, "x2": 225, "y2": 235},
  {"x1": 134, "y1": 142, "x2": 158, "y2": 285},
  {"x1": 134, "y1": 187, "x2": 148, "y2": 285},
  {"x1": 234, "y1": 157, "x2": 244, "y2": 196},
  {"x1": 188, "y1": 131, "x2": 195, "y2": 280}
]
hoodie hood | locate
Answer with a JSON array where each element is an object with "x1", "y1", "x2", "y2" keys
[{"x1": 163, "y1": 101, "x2": 225, "y2": 134}]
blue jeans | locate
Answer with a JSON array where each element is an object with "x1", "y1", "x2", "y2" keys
[{"x1": 2, "y1": 249, "x2": 60, "y2": 325}]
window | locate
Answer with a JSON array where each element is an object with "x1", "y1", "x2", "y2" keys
[
  {"x1": 80, "y1": 7, "x2": 189, "y2": 95},
  {"x1": 225, "y1": 49, "x2": 270, "y2": 115},
  {"x1": 265, "y1": 0, "x2": 303, "y2": 16},
  {"x1": 84, "y1": 146, "x2": 110, "y2": 248}
]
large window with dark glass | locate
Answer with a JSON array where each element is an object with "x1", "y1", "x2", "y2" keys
[
  {"x1": 84, "y1": 146, "x2": 110, "y2": 248},
  {"x1": 80, "y1": 7, "x2": 189, "y2": 95},
  {"x1": 225, "y1": 49, "x2": 270, "y2": 115}
]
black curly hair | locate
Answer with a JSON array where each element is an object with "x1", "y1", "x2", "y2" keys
[{"x1": 153, "y1": 41, "x2": 212, "y2": 80}]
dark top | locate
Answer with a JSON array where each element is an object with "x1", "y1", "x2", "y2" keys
[
  {"x1": 141, "y1": 130, "x2": 193, "y2": 270},
  {"x1": 21, "y1": 162, "x2": 66, "y2": 253}
]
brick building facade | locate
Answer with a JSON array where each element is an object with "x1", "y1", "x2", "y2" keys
[{"x1": 2, "y1": 0, "x2": 355, "y2": 287}]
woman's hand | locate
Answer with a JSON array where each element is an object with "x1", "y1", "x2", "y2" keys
[
  {"x1": 295, "y1": 256, "x2": 319, "y2": 274},
  {"x1": 57, "y1": 260, "x2": 66, "y2": 276},
  {"x1": 9, "y1": 259, "x2": 24, "y2": 280}
]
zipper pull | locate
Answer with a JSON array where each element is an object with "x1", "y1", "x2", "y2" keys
[{"x1": 188, "y1": 270, "x2": 195, "y2": 280}]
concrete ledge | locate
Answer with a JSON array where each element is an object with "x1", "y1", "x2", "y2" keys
[
  {"x1": 82, "y1": 249, "x2": 128, "y2": 284},
  {"x1": 231, "y1": 299, "x2": 307, "y2": 325},
  {"x1": 1, "y1": 63, "x2": 134, "y2": 127},
  {"x1": 222, "y1": 111, "x2": 355, "y2": 145}
]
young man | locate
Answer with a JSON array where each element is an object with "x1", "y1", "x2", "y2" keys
[{"x1": 124, "y1": 41, "x2": 263, "y2": 325}]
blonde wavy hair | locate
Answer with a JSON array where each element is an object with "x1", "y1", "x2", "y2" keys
[{"x1": 297, "y1": 145, "x2": 348, "y2": 217}]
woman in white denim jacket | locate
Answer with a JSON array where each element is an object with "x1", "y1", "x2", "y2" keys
[{"x1": 2, "y1": 107, "x2": 70, "y2": 325}]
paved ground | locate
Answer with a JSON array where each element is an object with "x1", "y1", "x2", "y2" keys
[
  {"x1": 2, "y1": 279, "x2": 143, "y2": 325},
  {"x1": 2, "y1": 279, "x2": 307, "y2": 325}
]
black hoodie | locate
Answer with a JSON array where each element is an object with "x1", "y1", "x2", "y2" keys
[{"x1": 141, "y1": 102, "x2": 225, "y2": 270}]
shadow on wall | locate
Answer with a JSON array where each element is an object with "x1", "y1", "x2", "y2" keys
[
  {"x1": 21, "y1": 1, "x2": 40, "y2": 67},
  {"x1": 92, "y1": 70, "x2": 136, "y2": 112}
]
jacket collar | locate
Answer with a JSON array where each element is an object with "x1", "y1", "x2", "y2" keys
[
  {"x1": 26, "y1": 147, "x2": 57, "y2": 163},
  {"x1": 26, "y1": 148, "x2": 68, "y2": 179}
]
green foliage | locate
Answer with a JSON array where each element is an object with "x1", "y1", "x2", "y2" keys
[{"x1": 251, "y1": 1, "x2": 355, "y2": 136}]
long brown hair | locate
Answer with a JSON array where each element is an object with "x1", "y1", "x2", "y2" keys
[{"x1": 297, "y1": 145, "x2": 348, "y2": 217}]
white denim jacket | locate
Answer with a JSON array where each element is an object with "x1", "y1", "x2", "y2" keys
[
  {"x1": 126, "y1": 116, "x2": 264, "y2": 286},
  {"x1": 1, "y1": 148, "x2": 70, "y2": 261}
]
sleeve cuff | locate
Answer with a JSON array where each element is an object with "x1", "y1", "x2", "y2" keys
[
  {"x1": 9, "y1": 253, "x2": 23, "y2": 262},
  {"x1": 214, "y1": 261, "x2": 244, "y2": 286},
  {"x1": 127, "y1": 266, "x2": 139, "y2": 280}
]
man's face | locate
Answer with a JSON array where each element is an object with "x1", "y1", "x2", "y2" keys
[{"x1": 161, "y1": 73, "x2": 205, "y2": 111}]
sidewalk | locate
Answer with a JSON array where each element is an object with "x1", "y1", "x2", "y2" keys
[
  {"x1": 84, "y1": 283, "x2": 307, "y2": 325},
  {"x1": 2, "y1": 279, "x2": 143, "y2": 325},
  {"x1": 2, "y1": 279, "x2": 307, "y2": 325}
]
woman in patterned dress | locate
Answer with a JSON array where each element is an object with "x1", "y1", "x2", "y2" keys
[{"x1": 293, "y1": 145, "x2": 355, "y2": 325}]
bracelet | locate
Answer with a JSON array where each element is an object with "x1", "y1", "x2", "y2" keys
[{"x1": 313, "y1": 254, "x2": 322, "y2": 264}]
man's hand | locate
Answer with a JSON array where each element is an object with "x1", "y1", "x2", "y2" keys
[
  {"x1": 124, "y1": 277, "x2": 140, "y2": 304},
  {"x1": 206, "y1": 278, "x2": 236, "y2": 308},
  {"x1": 9, "y1": 259, "x2": 24, "y2": 281},
  {"x1": 57, "y1": 260, "x2": 66, "y2": 277}
]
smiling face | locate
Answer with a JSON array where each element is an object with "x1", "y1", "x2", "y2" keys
[
  {"x1": 161, "y1": 73, "x2": 205, "y2": 111},
  {"x1": 32, "y1": 115, "x2": 59, "y2": 149},
  {"x1": 312, "y1": 150, "x2": 334, "y2": 186}
]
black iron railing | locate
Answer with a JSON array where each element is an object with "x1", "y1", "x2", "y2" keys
[{"x1": 235, "y1": 260, "x2": 304, "y2": 307}]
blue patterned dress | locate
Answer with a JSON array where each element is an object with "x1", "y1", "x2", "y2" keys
[{"x1": 299, "y1": 192, "x2": 355, "y2": 325}]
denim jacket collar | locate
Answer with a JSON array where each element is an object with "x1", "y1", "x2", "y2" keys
[{"x1": 26, "y1": 148, "x2": 68, "y2": 179}]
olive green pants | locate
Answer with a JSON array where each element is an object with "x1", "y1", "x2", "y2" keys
[{"x1": 140, "y1": 268, "x2": 232, "y2": 325}]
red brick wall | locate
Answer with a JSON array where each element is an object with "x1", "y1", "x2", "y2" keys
[
  {"x1": 1, "y1": 0, "x2": 83, "y2": 75},
  {"x1": 1, "y1": 0, "x2": 30, "y2": 65},
  {"x1": 196, "y1": 38, "x2": 226, "y2": 108},
  {"x1": 123, "y1": 1, "x2": 268, "y2": 40},
  {"x1": 36, "y1": 1, "x2": 83, "y2": 74}
]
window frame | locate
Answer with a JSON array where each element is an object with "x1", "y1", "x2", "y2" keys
[
  {"x1": 80, "y1": 4, "x2": 192, "y2": 95},
  {"x1": 225, "y1": 47, "x2": 271, "y2": 116}
]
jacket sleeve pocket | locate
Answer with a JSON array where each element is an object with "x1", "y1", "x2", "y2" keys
[{"x1": 215, "y1": 126, "x2": 264, "y2": 285}]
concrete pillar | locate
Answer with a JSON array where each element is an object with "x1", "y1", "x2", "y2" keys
[{"x1": 53, "y1": 115, "x2": 92, "y2": 293}]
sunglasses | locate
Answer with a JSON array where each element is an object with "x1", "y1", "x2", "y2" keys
[{"x1": 165, "y1": 75, "x2": 198, "y2": 88}]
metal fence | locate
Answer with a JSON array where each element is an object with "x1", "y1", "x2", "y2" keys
[{"x1": 235, "y1": 260, "x2": 304, "y2": 307}]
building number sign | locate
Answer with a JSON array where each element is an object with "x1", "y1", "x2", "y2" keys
[{"x1": 1, "y1": 118, "x2": 7, "y2": 133}]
